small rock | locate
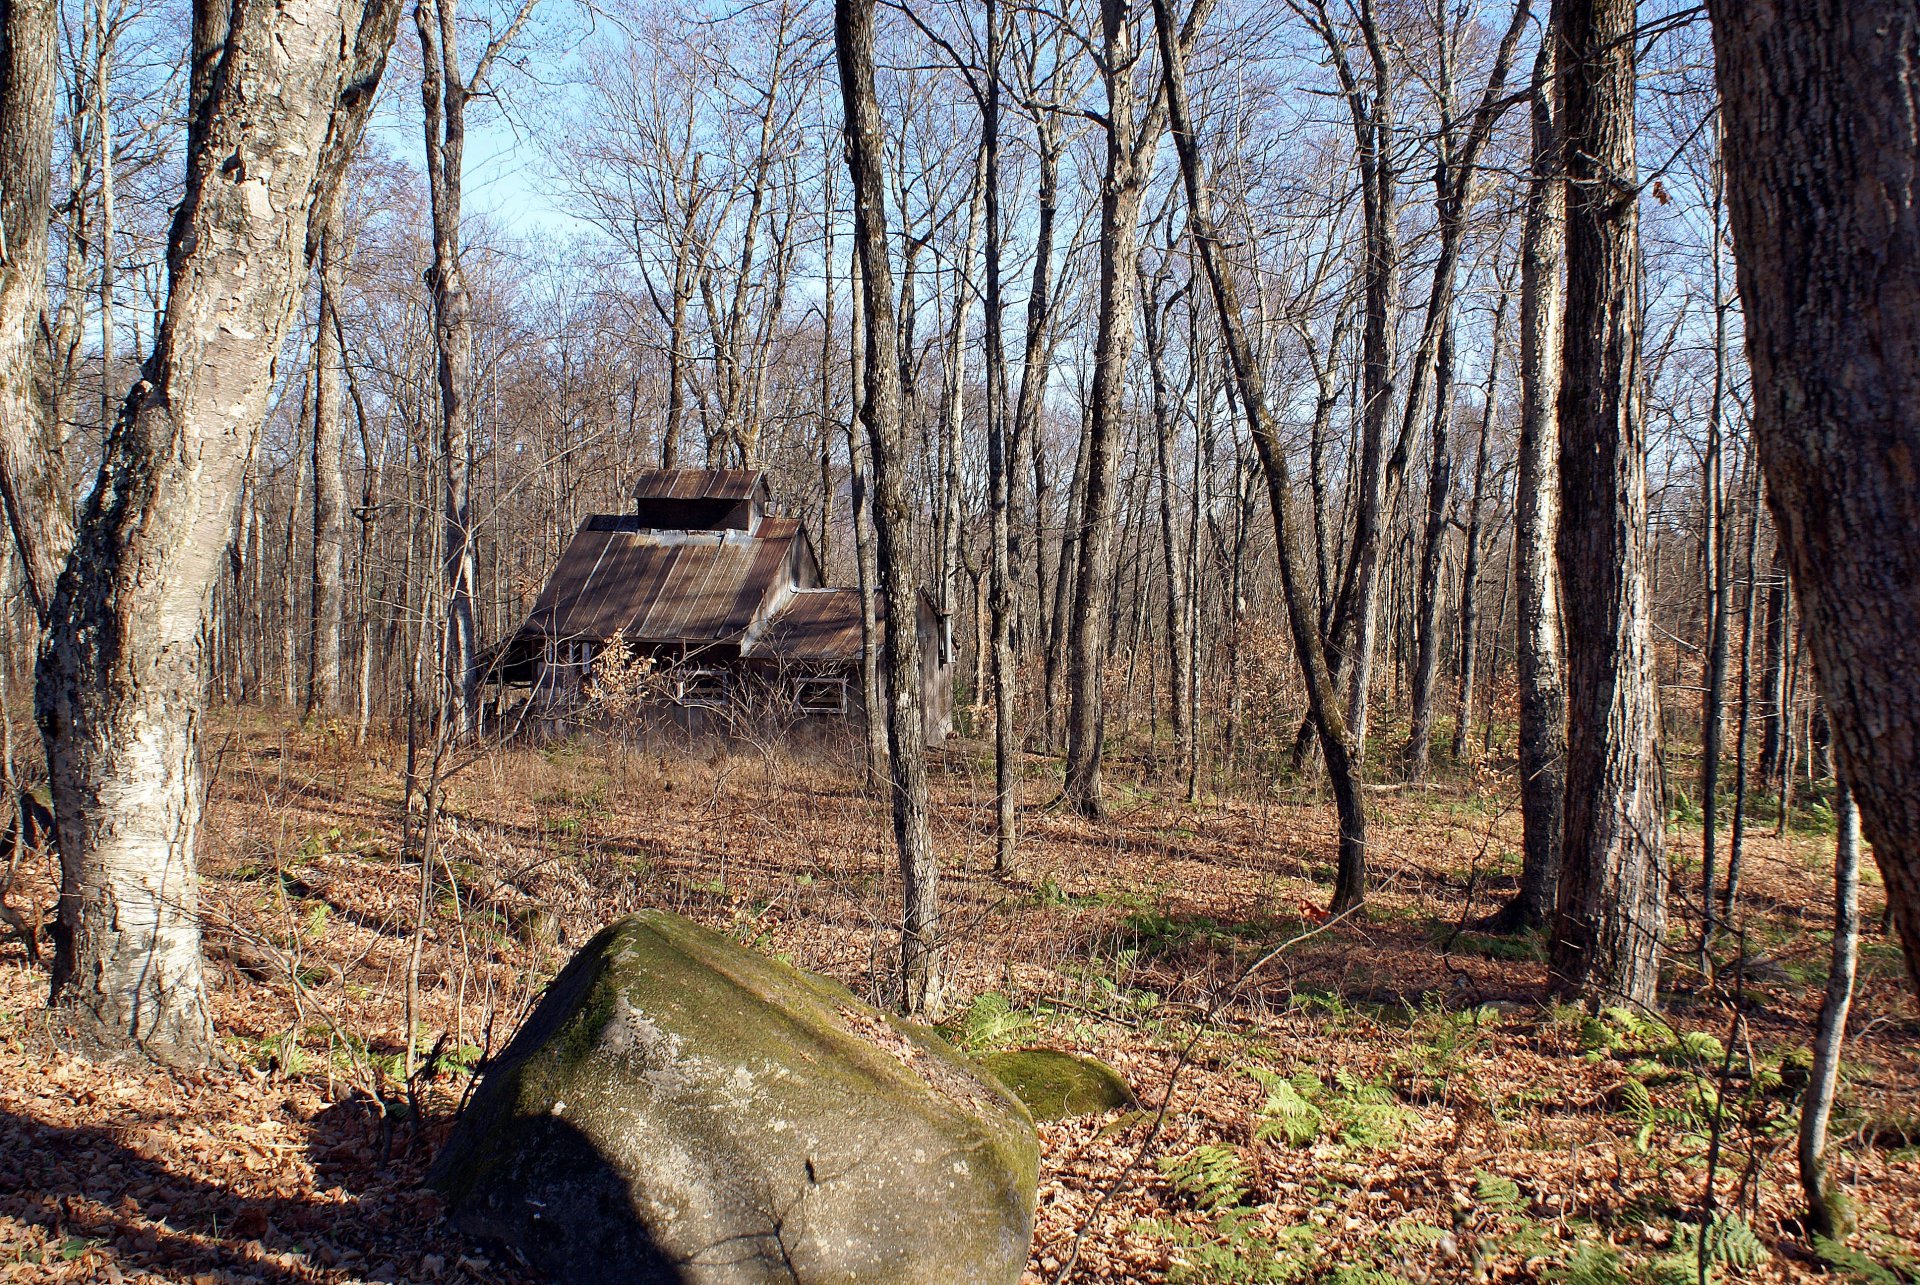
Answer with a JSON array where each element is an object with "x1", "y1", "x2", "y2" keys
[{"x1": 979, "y1": 1049, "x2": 1135, "y2": 1121}]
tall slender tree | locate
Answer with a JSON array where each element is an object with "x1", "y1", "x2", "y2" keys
[
  {"x1": 1487, "y1": 35, "x2": 1566, "y2": 933},
  {"x1": 308, "y1": 185, "x2": 348, "y2": 716},
  {"x1": 415, "y1": 0, "x2": 538, "y2": 738},
  {"x1": 1547, "y1": 0, "x2": 1667, "y2": 1008},
  {"x1": 1153, "y1": 0, "x2": 1368, "y2": 913},
  {"x1": 835, "y1": 0, "x2": 942, "y2": 1016},
  {"x1": 984, "y1": 0, "x2": 1017, "y2": 874}
]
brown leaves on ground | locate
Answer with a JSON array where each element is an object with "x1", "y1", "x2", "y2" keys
[{"x1": 0, "y1": 716, "x2": 1914, "y2": 1282}]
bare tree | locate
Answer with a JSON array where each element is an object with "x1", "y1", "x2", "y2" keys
[
  {"x1": 415, "y1": 0, "x2": 537, "y2": 738},
  {"x1": 1061, "y1": 0, "x2": 1195, "y2": 818},
  {"x1": 1402, "y1": 0, "x2": 1532, "y2": 781},
  {"x1": 307, "y1": 185, "x2": 348, "y2": 716},
  {"x1": 1546, "y1": 0, "x2": 1667, "y2": 1008},
  {"x1": 35, "y1": 0, "x2": 401, "y2": 1062},
  {"x1": 1486, "y1": 36, "x2": 1564, "y2": 934},
  {"x1": 835, "y1": 0, "x2": 941, "y2": 1016},
  {"x1": 983, "y1": 0, "x2": 1017, "y2": 873},
  {"x1": 1799, "y1": 775, "x2": 1860, "y2": 1237},
  {"x1": 1153, "y1": 0, "x2": 1369, "y2": 913}
]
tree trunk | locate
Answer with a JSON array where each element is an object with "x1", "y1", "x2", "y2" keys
[
  {"x1": 1009, "y1": 102, "x2": 1061, "y2": 662},
  {"x1": 938, "y1": 151, "x2": 985, "y2": 622},
  {"x1": 308, "y1": 186, "x2": 348, "y2": 716},
  {"x1": 1487, "y1": 38, "x2": 1566, "y2": 935},
  {"x1": 835, "y1": 0, "x2": 941, "y2": 1017},
  {"x1": 984, "y1": 0, "x2": 1016, "y2": 875},
  {"x1": 1758, "y1": 543, "x2": 1790, "y2": 789},
  {"x1": 1546, "y1": 0, "x2": 1667, "y2": 1009},
  {"x1": 1724, "y1": 468, "x2": 1763, "y2": 925},
  {"x1": 848, "y1": 252, "x2": 890, "y2": 791},
  {"x1": 1154, "y1": 0, "x2": 1368, "y2": 912},
  {"x1": 1699, "y1": 161, "x2": 1733, "y2": 960},
  {"x1": 1405, "y1": 309, "x2": 1455, "y2": 781},
  {"x1": 1145, "y1": 278, "x2": 1193, "y2": 784},
  {"x1": 415, "y1": 0, "x2": 509, "y2": 740},
  {"x1": 1799, "y1": 775, "x2": 1860, "y2": 1238},
  {"x1": 0, "y1": 0, "x2": 69, "y2": 618},
  {"x1": 1452, "y1": 287, "x2": 1506, "y2": 765},
  {"x1": 1327, "y1": 8, "x2": 1398, "y2": 755},
  {"x1": 1712, "y1": 0, "x2": 1920, "y2": 992},
  {"x1": 1063, "y1": 0, "x2": 1161, "y2": 819},
  {"x1": 37, "y1": 0, "x2": 400, "y2": 1062}
]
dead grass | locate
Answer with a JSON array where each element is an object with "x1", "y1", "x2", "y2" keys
[{"x1": 0, "y1": 712, "x2": 1914, "y2": 1283}]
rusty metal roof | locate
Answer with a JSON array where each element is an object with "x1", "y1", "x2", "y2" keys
[
  {"x1": 630, "y1": 468, "x2": 766, "y2": 501},
  {"x1": 749, "y1": 588, "x2": 868, "y2": 662},
  {"x1": 521, "y1": 522, "x2": 798, "y2": 647}
]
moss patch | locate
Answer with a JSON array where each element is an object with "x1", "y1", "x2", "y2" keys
[{"x1": 982, "y1": 1048, "x2": 1134, "y2": 1120}]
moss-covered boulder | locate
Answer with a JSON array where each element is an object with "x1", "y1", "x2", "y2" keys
[
  {"x1": 980, "y1": 1049, "x2": 1134, "y2": 1121},
  {"x1": 430, "y1": 911, "x2": 1038, "y2": 1284}
]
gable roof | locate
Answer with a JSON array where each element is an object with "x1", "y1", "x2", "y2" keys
[{"x1": 520, "y1": 520, "x2": 803, "y2": 648}]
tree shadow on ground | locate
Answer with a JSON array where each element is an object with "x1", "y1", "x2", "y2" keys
[{"x1": 0, "y1": 1101, "x2": 526, "y2": 1284}]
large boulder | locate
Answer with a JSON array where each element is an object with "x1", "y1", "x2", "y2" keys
[{"x1": 430, "y1": 911, "x2": 1037, "y2": 1284}]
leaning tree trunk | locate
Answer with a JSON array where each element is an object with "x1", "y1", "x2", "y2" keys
[
  {"x1": 1799, "y1": 776, "x2": 1860, "y2": 1238},
  {"x1": 0, "y1": 0, "x2": 69, "y2": 619},
  {"x1": 1153, "y1": 0, "x2": 1367, "y2": 913},
  {"x1": 307, "y1": 185, "x2": 348, "y2": 716},
  {"x1": 835, "y1": 0, "x2": 942, "y2": 1017},
  {"x1": 1546, "y1": 0, "x2": 1667, "y2": 1009},
  {"x1": 1487, "y1": 38, "x2": 1566, "y2": 934},
  {"x1": 1145, "y1": 283, "x2": 1194, "y2": 784},
  {"x1": 1708, "y1": 0, "x2": 1920, "y2": 993},
  {"x1": 35, "y1": 0, "x2": 400, "y2": 1063}
]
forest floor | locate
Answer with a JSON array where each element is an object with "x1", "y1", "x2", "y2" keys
[{"x1": 1, "y1": 713, "x2": 1916, "y2": 1284}]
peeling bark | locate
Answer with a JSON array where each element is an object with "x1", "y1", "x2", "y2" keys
[{"x1": 36, "y1": 0, "x2": 401, "y2": 1063}]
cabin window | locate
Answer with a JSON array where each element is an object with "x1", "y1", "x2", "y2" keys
[
  {"x1": 674, "y1": 667, "x2": 730, "y2": 709},
  {"x1": 790, "y1": 676, "x2": 848, "y2": 715}
]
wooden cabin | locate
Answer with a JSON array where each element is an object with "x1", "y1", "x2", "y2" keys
[{"x1": 483, "y1": 469, "x2": 953, "y2": 742}]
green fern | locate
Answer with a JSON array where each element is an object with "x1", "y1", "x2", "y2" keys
[
  {"x1": 1324, "y1": 1267, "x2": 1404, "y2": 1285},
  {"x1": 1813, "y1": 1234, "x2": 1919, "y2": 1285},
  {"x1": 1251, "y1": 1069, "x2": 1324, "y2": 1147},
  {"x1": 1474, "y1": 1171, "x2": 1524, "y2": 1210},
  {"x1": 1658, "y1": 1214, "x2": 1767, "y2": 1284},
  {"x1": 958, "y1": 992, "x2": 1033, "y2": 1052},
  {"x1": 1552, "y1": 1243, "x2": 1630, "y2": 1285},
  {"x1": 1581, "y1": 1017, "x2": 1627, "y2": 1053},
  {"x1": 1146, "y1": 1211, "x2": 1317, "y2": 1284},
  {"x1": 1160, "y1": 1145, "x2": 1252, "y2": 1210},
  {"x1": 1663, "y1": 1029, "x2": 1729, "y2": 1066},
  {"x1": 1334, "y1": 1099, "x2": 1411, "y2": 1149},
  {"x1": 1325, "y1": 1074, "x2": 1411, "y2": 1149}
]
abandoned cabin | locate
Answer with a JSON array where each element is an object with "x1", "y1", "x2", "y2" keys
[{"x1": 485, "y1": 469, "x2": 953, "y2": 742}]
